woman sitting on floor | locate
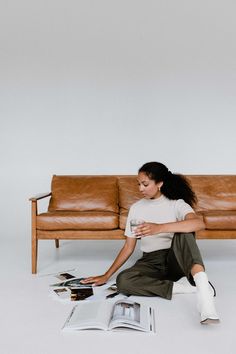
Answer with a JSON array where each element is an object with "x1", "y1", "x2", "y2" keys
[{"x1": 82, "y1": 161, "x2": 219, "y2": 324}]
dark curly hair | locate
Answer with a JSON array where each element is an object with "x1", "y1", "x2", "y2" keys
[{"x1": 138, "y1": 162, "x2": 197, "y2": 207}]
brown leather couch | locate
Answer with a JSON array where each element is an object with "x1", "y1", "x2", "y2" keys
[{"x1": 30, "y1": 175, "x2": 236, "y2": 273}]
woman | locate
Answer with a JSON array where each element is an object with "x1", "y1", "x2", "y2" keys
[{"x1": 82, "y1": 162, "x2": 219, "y2": 324}]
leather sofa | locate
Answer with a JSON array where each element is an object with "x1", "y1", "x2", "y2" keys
[{"x1": 29, "y1": 174, "x2": 236, "y2": 273}]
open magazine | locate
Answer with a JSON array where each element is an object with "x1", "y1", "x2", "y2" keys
[{"x1": 62, "y1": 299, "x2": 156, "y2": 333}]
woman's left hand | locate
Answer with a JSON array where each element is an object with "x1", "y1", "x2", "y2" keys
[{"x1": 135, "y1": 222, "x2": 162, "y2": 237}]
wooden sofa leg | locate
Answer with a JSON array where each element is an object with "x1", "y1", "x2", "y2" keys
[
  {"x1": 55, "y1": 239, "x2": 59, "y2": 248},
  {"x1": 32, "y1": 236, "x2": 38, "y2": 274},
  {"x1": 31, "y1": 200, "x2": 38, "y2": 274}
]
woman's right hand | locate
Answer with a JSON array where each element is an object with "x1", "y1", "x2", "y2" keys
[
  {"x1": 80, "y1": 274, "x2": 109, "y2": 286},
  {"x1": 80, "y1": 238, "x2": 136, "y2": 287}
]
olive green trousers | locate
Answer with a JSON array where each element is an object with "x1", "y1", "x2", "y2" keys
[{"x1": 116, "y1": 233, "x2": 204, "y2": 300}]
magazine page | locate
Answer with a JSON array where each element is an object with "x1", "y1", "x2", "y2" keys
[
  {"x1": 50, "y1": 277, "x2": 92, "y2": 288},
  {"x1": 109, "y1": 299, "x2": 155, "y2": 332},
  {"x1": 62, "y1": 300, "x2": 115, "y2": 331}
]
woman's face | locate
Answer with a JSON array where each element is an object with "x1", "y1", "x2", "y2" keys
[{"x1": 137, "y1": 172, "x2": 163, "y2": 199}]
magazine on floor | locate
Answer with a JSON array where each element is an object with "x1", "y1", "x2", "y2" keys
[
  {"x1": 62, "y1": 299, "x2": 156, "y2": 333},
  {"x1": 50, "y1": 277, "x2": 94, "y2": 301},
  {"x1": 50, "y1": 277, "x2": 91, "y2": 288}
]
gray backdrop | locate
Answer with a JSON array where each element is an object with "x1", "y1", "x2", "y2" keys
[{"x1": 1, "y1": 0, "x2": 236, "y2": 242}]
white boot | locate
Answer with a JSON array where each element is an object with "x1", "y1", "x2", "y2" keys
[
  {"x1": 193, "y1": 272, "x2": 220, "y2": 324},
  {"x1": 172, "y1": 277, "x2": 197, "y2": 295}
]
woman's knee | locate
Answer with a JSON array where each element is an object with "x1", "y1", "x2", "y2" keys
[
  {"x1": 116, "y1": 270, "x2": 130, "y2": 293},
  {"x1": 174, "y1": 232, "x2": 195, "y2": 240},
  {"x1": 116, "y1": 268, "x2": 139, "y2": 294},
  {"x1": 172, "y1": 232, "x2": 195, "y2": 247}
]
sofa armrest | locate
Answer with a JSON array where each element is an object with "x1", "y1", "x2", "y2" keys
[
  {"x1": 29, "y1": 192, "x2": 51, "y2": 201},
  {"x1": 30, "y1": 192, "x2": 51, "y2": 274}
]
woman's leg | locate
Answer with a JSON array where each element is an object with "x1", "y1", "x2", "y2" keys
[
  {"x1": 193, "y1": 271, "x2": 219, "y2": 324},
  {"x1": 167, "y1": 232, "x2": 205, "y2": 284},
  {"x1": 168, "y1": 233, "x2": 219, "y2": 324},
  {"x1": 116, "y1": 249, "x2": 173, "y2": 299}
]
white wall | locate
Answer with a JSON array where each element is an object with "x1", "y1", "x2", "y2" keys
[{"x1": 1, "y1": 0, "x2": 236, "y2": 240}]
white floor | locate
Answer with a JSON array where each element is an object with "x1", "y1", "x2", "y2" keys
[{"x1": 1, "y1": 236, "x2": 236, "y2": 354}]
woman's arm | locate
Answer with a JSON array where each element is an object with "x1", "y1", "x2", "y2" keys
[
  {"x1": 81, "y1": 237, "x2": 137, "y2": 286},
  {"x1": 135, "y1": 212, "x2": 205, "y2": 237}
]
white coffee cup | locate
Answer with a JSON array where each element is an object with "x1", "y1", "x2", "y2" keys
[{"x1": 130, "y1": 219, "x2": 144, "y2": 238}]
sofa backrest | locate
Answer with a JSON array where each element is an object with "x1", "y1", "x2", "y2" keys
[
  {"x1": 48, "y1": 174, "x2": 236, "y2": 214},
  {"x1": 117, "y1": 175, "x2": 236, "y2": 212},
  {"x1": 186, "y1": 175, "x2": 236, "y2": 211},
  {"x1": 48, "y1": 175, "x2": 118, "y2": 212}
]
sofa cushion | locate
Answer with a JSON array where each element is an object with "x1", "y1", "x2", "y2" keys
[
  {"x1": 118, "y1": 176, "x2": 143, "y2": 230},
  {"x1": 120, "y1": 210, "x2": 236, "y2": 231},
  {"x1": 37, "y1": 211, "x2": 119, "y2": 230},
  {"x1": 186, "y1": 175, "x2": 236, "y2": 211},
  {"x1": 200, "y1": 210, "x2": 236, "y2": 230},
  {"x1": 119, "y1": 210, "x2": 128, "y2": 230},
  {"x1": 118, "y1": 176, "x2": 143, "y2": 210},
  {"x1": 48, "y1": 176, "x2": 118, "y2": 212}
]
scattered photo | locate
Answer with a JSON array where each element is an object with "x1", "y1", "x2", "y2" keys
[
  {"x1": 70, "y1": 288, "x2": 94, "y2": 301},
  {"x1": 53, "y1": 287, "x2": 70, "y2": 300},
  {"x1": 55, "y1": 272, "x2": 75, "y2": 281}
]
